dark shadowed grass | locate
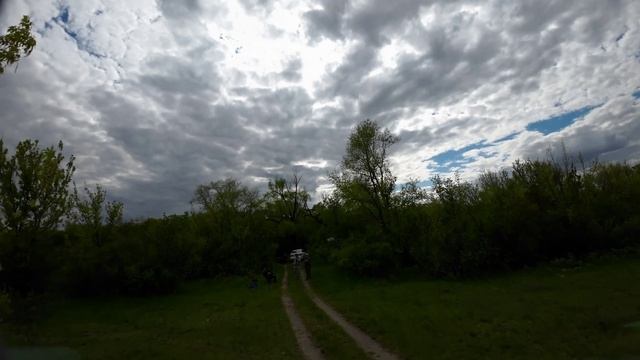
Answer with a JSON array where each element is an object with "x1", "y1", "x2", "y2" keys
[
  {"x1": 0, "y1": 273, "x2": 301, "y2": 359},
  {"x1": 310, "y1": 257, "x2": 640, "y2": 359},
  {"x1": 287, "y1": 267, "x2": 368, "y2": 359}
]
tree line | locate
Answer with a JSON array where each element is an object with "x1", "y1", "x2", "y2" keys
[
  {"x1": 1, "y1": 16, "x2": 639, "y2": 312},
  {"x1": 1, "y1": 119, "x2": 639, "y2": 306}
]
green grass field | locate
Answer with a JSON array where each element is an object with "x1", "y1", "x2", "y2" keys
[
  {"x1": 309, "y1": 257, "x2": 640, "y2": 359},
  {"x1": 1, "y1": 275, "x2": 300, "y2": 359},
  {"x1": 3, "y1": 257, "x2": 640, "y2": 359}
]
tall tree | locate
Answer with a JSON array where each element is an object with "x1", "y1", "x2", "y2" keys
[
  {"x1": 330, "y1": 119, "x2": 398, "y2": 230},
  {"x1": 0, "y1": 16, "x2": 36, "y2": 74},
  {"x1": 0, "y1": 139, "x2": 75, "y2": 235},
  {"x1": 0, "y1": 139, "x2": 75, "y2": 293},
  {"x1": 192, "y1": 178, "x2": 261, "y2": 215},
  {"x1": 191, "y1": 178, "x2": 262, "y2": 238},
  {"x1": 265, "y1": 172, "x2": 310, "y2": 223},
  {"x1": 72, "y1": 184, "x2": 123, "y2": 245},
  {"x1": 191, "y1": 178, "x2": 265, "y2": 275}
]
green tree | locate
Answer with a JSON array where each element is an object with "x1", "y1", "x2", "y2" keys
[
  {"x1": 72, "y1": 184, "x2": 123, "y2": 245},
  {"x1": 0, "y1": 139, "x2": 74, "y2": 293},
  {"x1": 265, "y1": 172, "x2": 310, "y2": 223},
  {"x1": 192, "y1": 178, "x2": 265, "y2": 275},
  {"x1": 395, "y1": 179, "x2": 429, "y2": 208},
  {"x1": 192, "y1": 178, "x2": 261, "y2": 215},
  {"x1": 106, "y1": 199, "x2": 124, "y2": 227},
  {"x1": 330, "y1": 119, "x2": 398, "y2": 230},
  {"x1": 0, "y1": 139, "x2": 75, "y2": 235},
  {"x1": 0, "y1": 16, "x2": 36, "y2": 74}
]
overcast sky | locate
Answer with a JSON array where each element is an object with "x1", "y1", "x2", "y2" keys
[{"x1": 1, "y1": 0, "x2": 639, "y2": 218}]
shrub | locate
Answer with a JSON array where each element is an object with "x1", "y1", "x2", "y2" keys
[
  {"x1": 60, "y1": 215, "x2": 205, "y2": 296},
  {"x1": 335, "y1": 237, "x2": 395, "y2": 276}
]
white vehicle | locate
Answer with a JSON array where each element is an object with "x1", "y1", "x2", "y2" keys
[{"x1": 289, "y1": 249, "x2": 307, "y2": 265}]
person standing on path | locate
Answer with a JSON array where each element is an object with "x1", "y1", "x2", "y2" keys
[{"x1": 304, "y1": 253, "x2": 311, "y2": 280}]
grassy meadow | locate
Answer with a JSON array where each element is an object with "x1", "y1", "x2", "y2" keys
[
  {"x1": 2, "y1": 256, "x2": 640, "y2": 359},
  {"x1": 0, "y1": 274, "x2": 300, "y2": 359},
  {"x1": 309, "y1": 255, "x2": 640, "y2": 359}
]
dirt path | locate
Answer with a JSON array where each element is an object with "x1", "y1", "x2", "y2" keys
[
  {"x1": 281, "y1": 267, "x2": 325, "y2": 360},
  {"x1": 300, "y1": 271, "x2": 400, "y2": 360}
]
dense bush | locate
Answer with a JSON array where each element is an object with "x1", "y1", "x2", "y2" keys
[
  {"x1": 60, "y1": 215, "x2": 205, "y2": 296},
  {"x1": 396, "y1": 160, "x2": 640, "y2": 278},
  {"x1": 0, "y1": 232, "x2": 63, "y2": 295},
  {"x1": 334, "y1": 232, "x2": 396, "y2": 276},
  {"x1": 319, "y1": 157, "x2": 640, "y2": 279}
]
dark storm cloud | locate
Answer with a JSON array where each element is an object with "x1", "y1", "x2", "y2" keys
[
  {"x1": 360, "y1": 25, "x2": 505, "y2": 117},
  {"x1": 85, "y1": 88, "x2": 252, "y2": 217},
  {"x1": 305, "y1": 0, "x2": 431, "y2": 45},
  {"x1": 325, "y1": 1, "x2": 578, "y2": 117},
  {"x1": 346, "y1": 0, "x2": 427, "y2": 46},
  {"x1": 156, "y1": 0, "x2": 201, "y2": 20},
  {"x1": 320, "y1": 43, "x2": 378, "y2": 99},
  {"x1": 280, "y1": 58, "x2": 302, "y2": 82},
  {"x1": 82, "y1": 69, "x2": 329, "y2": 216},
  {"x1": 304, "y1": 0, "x2": 348, "y2": 42}
]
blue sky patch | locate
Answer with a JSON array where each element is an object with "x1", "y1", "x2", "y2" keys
[
  {"x1": 51, "y1": 6, "x2": 106, "y2": 59},
  {"x1": 416, "y1": 179, "x2": 433, "y2": 188},
  {"x1": 426, "y1": 104, "x2": 600, "y2": 175},
  {"x1": 428, "y1": 141, "x2": 489, "y2": 173},
  {"x1": 632, "y1": 90, "x2": 640, "y2": 99},
  {"x1": 395, "y1": 179, "x2": 433, "y2": 192},
  {"x1": 56, "y1": 7, "x2": 70, "y2": 24},
  {"x1": 526, "y1": 105, "x2": 597, "y2": 135},
  {"x1": 494, "y1": 132, "x2": 519, "y2": 143},
  {"x1": 54, "y1": 6, "x2": 79, "y2": 41}
]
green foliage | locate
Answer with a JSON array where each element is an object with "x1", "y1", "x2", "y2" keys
[
  {"x1": 0, "y1": 140, "x2": 74, "y2": 293},
  {"x1": 71, "y1": 184, "x2": 124, "y2": 246},
  {"x1": 265, "y1": 173, "x2": 310, "y2": 223},
  {"x1": 192, "y1": 178, "x2": 272, "y2": 276},
  {"x1": 61, "y1": 215, "x2": 205, "y2": 296},
  {"x1": 105, "y1": 199, "x2": 124, "y2": 227},
  {"x1": 320, "y1": 136, "x2": 640, "y2": 278},
  {"x1": 0, "y1": 139, "x2": 75, "y2": 234},
  {"x1": 0, "y1": 16, "x2": 36, "y2": 74},
  {"x1": 264, "y1": 172, "x2": 319, "y2": 260},
  {"x1": 192, "y1": 178, "x2": 261, "y2": 214},
  {"x1": 73, "y1": 184, "x2": 106, "y2": 229},
  {"x1": 404, "y1": 158, "x2": 640, "y2": 277},
  {"x1": 330, "y1": 119, "x2": 398, "y2": 231},
  {"x1": 335, "y1": 236, "x2": 395, "y2": 276}
]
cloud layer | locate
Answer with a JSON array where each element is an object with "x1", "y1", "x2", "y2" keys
[{"x1": 1, "y1": 0, "x2": 639, "y2": 217}]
